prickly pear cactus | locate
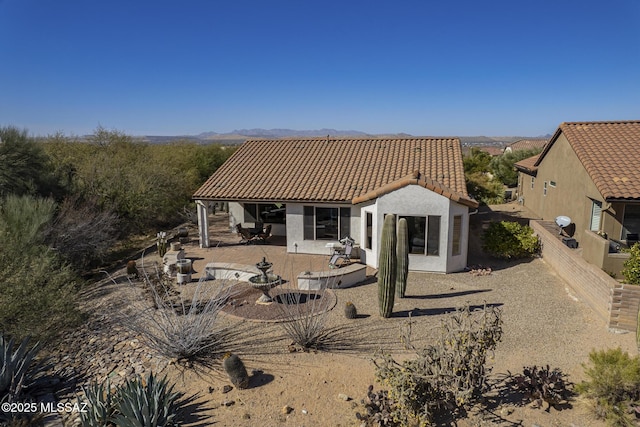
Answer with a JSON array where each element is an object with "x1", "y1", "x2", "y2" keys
[
  {"x1": 396, "y1": 218, "x2": 409, "y2": 298},
  {"x1": 222, "y1": 353, "x2": 249, "y2": 389},
  {"x1": 344, "y1": 301, "x2": 357, "y2": 319},
  {"x1": 378, "y1": 214, "x2": 397, "y2": 318}
]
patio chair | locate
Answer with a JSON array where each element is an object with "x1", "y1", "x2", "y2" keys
[
  {"x1": 256, "y1": 224, "x2": 272, "y2": 244},
  {"x1": 236, "y1": 224, "x2": 258, "y2": 244},
  {"x1": 329, "y1": 236, "x2": 355, "y2": 268}
]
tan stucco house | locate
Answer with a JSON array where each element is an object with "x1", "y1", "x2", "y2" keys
[
  {"x1": 193, "y1": 137, "x2": 479, "y2": 273},
  {"x1": 515, "y1": 120, "x2": 640, "y2": 275}
]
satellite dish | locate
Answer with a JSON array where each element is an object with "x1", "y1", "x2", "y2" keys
[
  {"x1": 555, "y1": 216, "x2": 571, "y2": 228},
  {"x1": 555, "y1": 215, "x2": 572, "y2": 236}
]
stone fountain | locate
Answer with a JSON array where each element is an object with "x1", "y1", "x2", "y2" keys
[{"x1": 248, "y1": 257, "x2": 282, "y2": 304}]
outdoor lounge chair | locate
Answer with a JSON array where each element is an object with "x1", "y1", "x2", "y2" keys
[
  {"x1": 256, "y1": 224, "x2": 272, "y2": 244},
  {"x1": 236, "y1": 224, "x2": 258, "y2": 244},
  {"x1": 329, "y1": 236, "x2": 355, "y2": 268}
]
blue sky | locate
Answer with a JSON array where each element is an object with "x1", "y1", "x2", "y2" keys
[{"x1": 1, "y1": 0, "x2": 639, "y2": 137}]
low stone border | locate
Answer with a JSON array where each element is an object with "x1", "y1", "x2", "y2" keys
[
  {"x1": 297, "y1": 263, "x2": 367, "y2": 290},
  {"x1": 204, "y1": 262, "x2": 261, "y2": 282}
]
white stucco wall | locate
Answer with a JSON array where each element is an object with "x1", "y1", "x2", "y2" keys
[
  {"x1": 446, "y1": 202, "x2": 471, "y2": 273},
  {"x1": 225, "y1": 193, "x2": 471, "y2": 273},
  {"x1": 360, "y1": 185, "x2": 470, "y2": 273}
]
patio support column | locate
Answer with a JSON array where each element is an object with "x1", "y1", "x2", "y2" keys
[{"x1": 196, "y1": 200, "x2": 210, "y2": 248}]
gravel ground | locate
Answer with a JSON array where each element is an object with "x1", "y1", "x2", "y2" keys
[{"x1": 61, "y1": 206, "x2": 638, "y2": 426}]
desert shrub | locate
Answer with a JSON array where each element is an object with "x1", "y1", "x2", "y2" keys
[
  {"x1": 0, "y1": 195, "x2": 83, "y2": 341},
  {"x1": 372, "y1": 304, "x2": 503, "y2": 425},
  {"x1": 576, "y1": 348, "x2": 640, "y2": 426},
  {"x1": 0, "y1": 126, "x2": 62, "y2": 199},
  {"x1": 46, "y1": 196, "x2": 119, "y2": 270},
  {"x1": 42, "y1": 128, "x2": 234, "y2": 234},
  {"x1": 622, "y1": 243, "x2": 640, "y2": 285},
  {"x1": 482, "y1": 221, "x2": 540, "y2": 259},
  {"x1": 503, "y1": 365, "x2": 573, "y2": 410},
  {"x1": 121, "y1": 267, "x2": 236, "y2": 362},
  {"x1": 79, "y1": 372, "x2": 183, "y2": 427}
]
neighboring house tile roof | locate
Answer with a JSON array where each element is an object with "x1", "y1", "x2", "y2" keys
[
  {"x1": 535, "y1": 121, "x2": 640, "y2": 200},
  {"x1": 476, "y1": 146, "x2": 504, "y2": 156},
  {"x1": 506, "y1": 138, "x2": 547, "y2": 152},
  {"x1": 514, "y1": 154, "x2": 540, "y2": 175},
  {"x1": 193, "y1": 137, "x2": 477, "y2": 207}
]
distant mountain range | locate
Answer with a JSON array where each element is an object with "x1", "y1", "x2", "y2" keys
[{"x1": 138, "y1": 128, "x2": 551, "y2": 146}]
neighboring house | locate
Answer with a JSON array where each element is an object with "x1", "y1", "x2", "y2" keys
[
  {"x1": 474, "y1": 145, "x2": 504, "y2": 157},
  {"x1": 515, "y1": 121, "x2": 640, "y2": 275},
  {"x1": 193, "y1": 137, "x2": 479, "y2": 273},
  {"x1": 504, "y1": 138, "x2": 548, "y2": 154}
]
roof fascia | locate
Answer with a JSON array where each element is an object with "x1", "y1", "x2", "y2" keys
[{"x1": 533, "y1": 124, "x2": 564, "y2": 167}]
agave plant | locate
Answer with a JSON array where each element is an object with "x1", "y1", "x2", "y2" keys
[
  {"x1": 78, "y1": 381, "x2": 117, "y2": 427},
  {"x1": 113, "y1": 372, "x2": 183, "y2": 427},
  {"x1": 0, "y1": 335, "x2": 47, "y2": 404}
]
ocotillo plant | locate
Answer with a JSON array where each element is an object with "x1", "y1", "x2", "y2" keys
[
  {"x1": 378, "y1": 214, "x2": 397, "y2": 318},
  {"x1": 396, "y1": 218, "x2": 409, "y2": 298}
]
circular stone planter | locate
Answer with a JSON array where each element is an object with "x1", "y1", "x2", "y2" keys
[{"x1": 176, "y1": 259, "x2": 192, "y2": 284}]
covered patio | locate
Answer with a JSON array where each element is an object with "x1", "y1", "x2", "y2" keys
[{"x1": 176, "y1": 211, "x2": 376, "y2": 287}]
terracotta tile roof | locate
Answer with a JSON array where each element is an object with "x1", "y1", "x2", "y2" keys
[
  {"x1": 352, "y1": 170, "x2": 478, "y2": 207},
  {"x1": 506, "y1": 138, "x2": 548, "y2": 152},
  {"x1": 193, "y1": 137, "x2": 476, "y2": 207},
  {"x1": 476, "y1": 146, "x2": 504, "y2": 156},
  {"x1": 535, "y1": 121, "x2": 640, "y2": 200},
  {"x1": 514, "y1": 154, "x2": 540, "y2": 175}
]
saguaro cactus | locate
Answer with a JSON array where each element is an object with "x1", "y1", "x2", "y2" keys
[
  {"x1": 396, "y1": 218, "x2": 409, "y2": 298},
  {"x1": 378, "y1": 214, "x2": 397, "y2": 318}
]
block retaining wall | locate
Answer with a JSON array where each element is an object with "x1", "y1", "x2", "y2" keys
[{"x1": 531, "y1": 220, "x2": 640, "y2": 332}]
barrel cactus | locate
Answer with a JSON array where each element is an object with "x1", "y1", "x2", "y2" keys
[
  {"x1": 223, "y1": 353, "x2": 249, "y2": 389},
  {"x1": 126, "y1": 260, "x2": 139, "y2": 279},
  {"x1": 378, "y1": 214, "x2": 397, "y2": 318},
  {"x1": 396, "y1": 218, "x2": 409, "y2": 298},
  {"x1": 344, "y1": 301, "x2": 357, "y2": 319}
]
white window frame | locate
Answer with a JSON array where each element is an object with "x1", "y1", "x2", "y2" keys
[{"x1": 590, "y1": 200, "x2": 603, "y2": 232}]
